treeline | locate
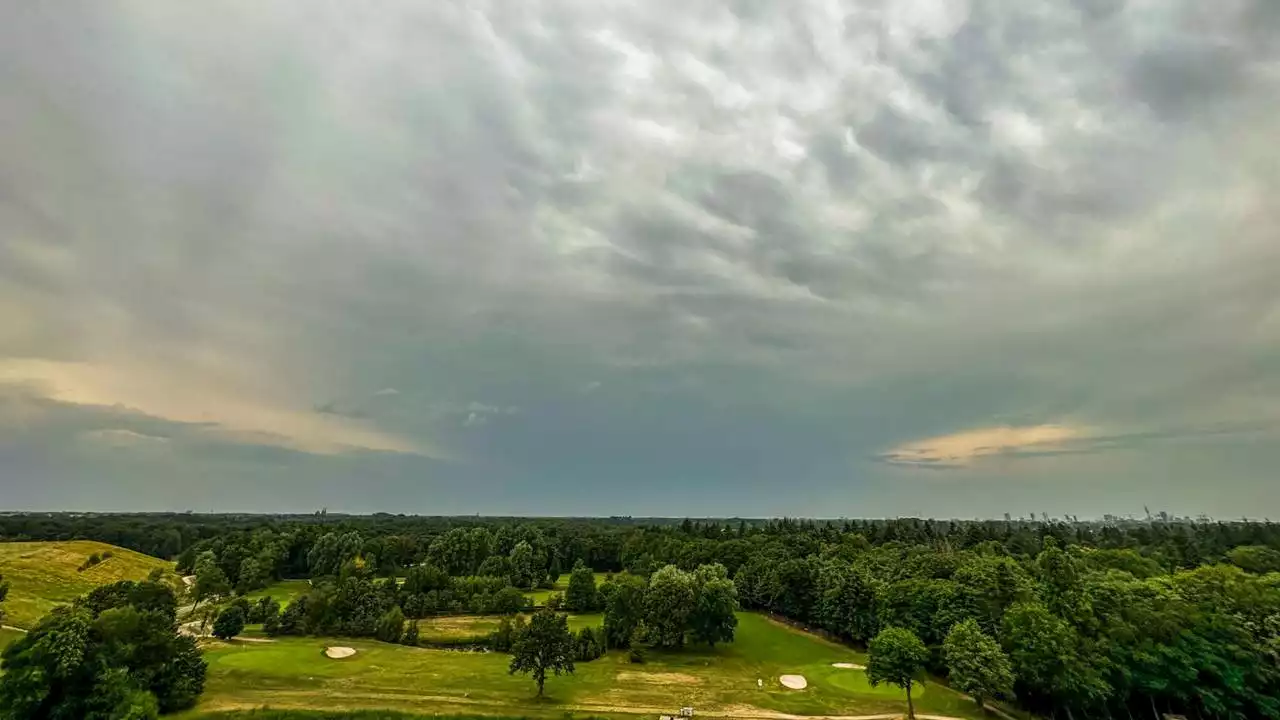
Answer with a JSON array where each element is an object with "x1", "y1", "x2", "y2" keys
[
  {"x1": 740, "y1": 538, "x2": 1280, "y2": 719},
  {"x1": 5, "y1": 513, "x2": 1280, "y2": 577}
]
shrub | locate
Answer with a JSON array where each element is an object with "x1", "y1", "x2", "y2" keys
[
  {"x1": 375, "y1": 606, "x2": 405, "y2": 644},
  {"x1": 400, "y1": 620, "x2": 419, "y2": 646},
  {"x1": 574, "y1": 626, "x2": 605, "y2": 662},
  {"x1": 212, "y1": 605, "x2": 246, "y2": 640}
]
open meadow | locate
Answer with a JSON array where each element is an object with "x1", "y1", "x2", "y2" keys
[
  {"x1": 0, "y1": 540, "x2": 175, "y2": 629},
  {"x1": 184, "y1": 612, "x2": 984, "y2": 719},
  {"x1": 244, "y1": 579, "x2": 313, "y2": 608},
  {"x1": 525, "y1": 573, "x2": 611, "y2": 607}
]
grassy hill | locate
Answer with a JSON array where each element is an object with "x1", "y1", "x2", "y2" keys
[{"x1": 0, "y1": 540, "x2": 176, "y2": 629}]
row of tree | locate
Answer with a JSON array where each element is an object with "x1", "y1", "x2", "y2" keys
[
  {"x1": 751, "y1": 538, "x2": 1280, "y2": 719},
  {"x1": 598, "y1": 564, "x2": 738, "y2": 650},
  {"x1": 9, "y1": 513, "x2": 1278, "y2": 591}
]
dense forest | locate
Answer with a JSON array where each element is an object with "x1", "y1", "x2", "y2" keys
[{"x1": 3, "y1": 513, "x2": 1279, "y2": 719}]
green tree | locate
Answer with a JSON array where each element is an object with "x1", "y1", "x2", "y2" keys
[
  {"x1": 375, "y1": 606, "x2": 405, "y2": 644},
  {"x1": 248, "y1": 596, "x2": 280, "y2": 624},
  {"x1": 211, "y1": 605, "x2": 246, "y2": 640},
  {"x1": 508, "y1": 607, "x2": 575, "y2": 696},
  {"x1": 1035, "y1": 538, "x2": 1090, "y2": 625},
  {"x1": 565, "y1": 560, "x2": 599, "y2": 612},
  {"x1": 866, "y1": 627, "x2": 929, "y2": 720},
  {"x1": 0, "y1": 573, "x2": 8, "y2": 623},
  {"x1": 943, "y1": 619, "x2": 1013, "y2": 710},
  {"x1": 236, "y1": 556, "x2": 268, "y2": 594},
  {"x1": 192, "y1": 551, "x2": 230, "y2": 605},
  {"x1": 1000, "y1": 602, "x2": 1109, "y2": 717},
  {"x1": 816, "y1": 563, "x2": 879, "y2": 642},
  {"x1": 689, "y1": 564, "x2": 738, "y2": 647},
  {"x1": 602, "y1": 573, "x2": 647, "y2": 648},
  {"x1": 644, "y1": 565, "x2": 695, "y2": 648},
  {"x1": 509, "y1": 541, "x2": 537, "y2": 589},
  {"x1": 0, "y1": 580, "x2": 206, "y2": 719},
  {"x1": 1227, "y1": 545, "x2": 1280, "y2": 574}
]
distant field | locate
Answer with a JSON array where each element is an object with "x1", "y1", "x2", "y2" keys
[
  {"x1": 415, "y1": 612, "x2": 603, "y2": 644},
  {"x1": 0, "y1": 540, "x2": 175, "y2": 629},
  {"x1": 526, "y1": 573, "x2": 612, "y2": 607},
  {"x1": 186, "y1": 612, "x2": 983, "y2": 719},
  {"x1": 244, "y1": 580, "x2": 312, "y2": 608}
]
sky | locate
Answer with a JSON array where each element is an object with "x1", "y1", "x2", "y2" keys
[{"x1": 2, "y1": 0, "x2": 1279, "y2": 518}]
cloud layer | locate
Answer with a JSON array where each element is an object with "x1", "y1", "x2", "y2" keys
[{"x1": 2, "y1": 0, "x2": 1279, "y2": 516}]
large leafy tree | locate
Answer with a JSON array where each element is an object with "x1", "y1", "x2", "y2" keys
[
  {"x1": 192, "y1": 551, "x2": 230, "y2": 606},
  {"x1": 815, "y1": 563, "x2": 879, "y2": 643},
  {"x1": 689, "y1": 564, "x2": 738, "y2": 647},
  {"x1": 0, "y1": 573, "x2": 9, "y2": 623},
  {"x1": 644, "y1": 565, "x2": 696, "y2": 648},
  {"x1": 565, "y1": 560, "x2": 599, "y2": 612},
  {"x1": 509, "y1": 541, "x2": 538, "y2": 589},
  {"x1": 508, "y1": 607, "x2": 575, "y2": 696},
  {"x1": 943, "y1": 619, "x2": 1013, "y2": 710},
  {"x1": 211, "y1": 605, "x2": 246, "y2": 641},
  {"x1": 866, "y1": 627, "x2": 929, "y2": 720},
  {"x1": 1000, "y1": 601, "x2": 1109, "y2": 718},
  {"x1": 0, "y1": 580, "x2": 206, "y2": 719},
  {"x1": 601, "y1": 573, "x2": 647, "y2": 648}
]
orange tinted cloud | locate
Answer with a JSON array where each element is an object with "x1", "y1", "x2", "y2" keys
[
  {"x1": 0, "y1": 358, "x2": 425, "y2": 456},
  {"x1": 883, "y1": 424, "x2": 1085, "y2": 467}
]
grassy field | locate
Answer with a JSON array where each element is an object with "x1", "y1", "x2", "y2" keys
[
  {"x1": 184, "y1": 613, "x2": 983, "y2": 719},
  {"x1": 0, "y1": 540, "x2": 175, "y2": 629},
  {"x1": 0, "y1": 626, "x2": 26, "y2": 652},
  {"x1": 184, "y1": 707, "x2": 609, "y2": 712},
  {"x1": 526, "y1": 573, "x2": 612, "y2": 607},
  {"x1": 415, "y1": 613, "x2": 603, "y2": 644},
  {"x1": 244, "y1": 580, "x2": 312, "y2": 608}
]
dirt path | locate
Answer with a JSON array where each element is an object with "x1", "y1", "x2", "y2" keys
[
  {"x1": 179, "y1": 620, "x2": 274, "y2": 643},
  {"x1": 0, "y1": 625, "x2": 28, "y2": 633},
  {"x1": 202, "y1": 690, "x2": 965, "y2": 720}
]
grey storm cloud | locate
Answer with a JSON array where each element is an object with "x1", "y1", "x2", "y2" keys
[{"x1": 1, "y1": 0, "x2": 1279, "y2": 517}]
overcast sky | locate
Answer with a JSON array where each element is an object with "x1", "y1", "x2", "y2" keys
[{"x1": 2, "y1": 0, "x2": 1279, "y2": 518}]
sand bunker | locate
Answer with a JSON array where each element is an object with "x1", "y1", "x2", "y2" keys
[
  {"x1": 325, "y1": 646, "x2": 357, "y2": 659},
  {"x1": 779, "y1": 674, "x2": 808, "y2": 690},
  {"x1": 831, "y1": 662, "x2": 866, "y2": 669}
]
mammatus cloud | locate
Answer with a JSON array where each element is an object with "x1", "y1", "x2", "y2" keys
[{"x1": 0, "y1": 0, "x2": 1278, "y2": 515}]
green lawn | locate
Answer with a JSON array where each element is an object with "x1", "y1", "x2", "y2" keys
[
  {"x1": 526, "y1": 573, "x2": 612, "y2": 608},
  {"x1": 415, "y1": 613, "x2": 602, "y2": 644},
  {"x1": 184, "y1": 707, "x2": 614, "y2": 712},
  {"x1": 0, "y1": 540, "x2": 176, "y2": 629},
  {"x1": 184, "y1": 613, "x2": 984, "y2": 719},
  {"x1": 0, "y1": 627, "x2": 26, "y2": 652},
  {"x1": 244, "y1": 580, "x2": 312, "y2": 608}
]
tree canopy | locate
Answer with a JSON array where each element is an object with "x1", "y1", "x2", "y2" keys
[
  {"x1": 508, "y1": 607, "x2": 575, "y2": 696},
  {"x1": 867, "y1": 627, "x2": 929, "y2": 720},
  {"x1": 0, "y1": 580, "x2": 205, "y2": 719},
  {"x1": 943, "y1": 618, "x2": 1014, "y2": 709}
]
